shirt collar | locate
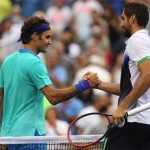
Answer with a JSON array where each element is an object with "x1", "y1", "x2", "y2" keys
[
  {"x1": 18, "y1": 49, "x2": 40, "y2": 59},
  {"x1": 132, "y1": 29, "x2": 148, "y2": 37},
  {"x1": 125, "y1": 29, "x2": 148, "y2": 44}
]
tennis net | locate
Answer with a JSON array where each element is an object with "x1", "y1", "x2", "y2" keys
[{"x1": 0, "y1": 135, "x2": 103, "y2": 150}]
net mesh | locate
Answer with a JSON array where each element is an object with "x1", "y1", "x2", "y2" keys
[{"x1": 0, "y1": 135, "x2": 103, "y2": 150}]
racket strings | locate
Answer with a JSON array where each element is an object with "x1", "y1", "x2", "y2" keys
[{"x1": 68, "y1": 113, "x2": 111, "y2": 147}]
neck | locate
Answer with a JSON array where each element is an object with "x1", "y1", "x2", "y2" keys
[
  {"x1": 24, "y1": 43, "x2": 39, "y2": 54},
  {"x1": 131, "y1": 26, "x2": 145, "y2": 35}
]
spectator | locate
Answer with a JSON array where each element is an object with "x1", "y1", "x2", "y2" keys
[
  {"x1": 45, "y1": 50, "x2": 68, "y2": 88},
  {"x1": 45, "y1": 0, "x2": 73, "y2": 36},
  {"x1": 11, "y1": 4, "x2": 24, "y2": 25},
  {"x1": 15, "y1": 0, "x2": 46, "y2": 17},
  {"x1": 0, "y1": 0, "x2": 12, "y2": 21},
  {"x1": 55, "y1": 97, "x2": 84, "y2": 123},
  {"x1": 51, "y1": 40, "x2": 76, "y2": 84},
  {"x1": 0, "y1": 17, "x2": 22, "y2": 61},
  {"x1": 46, "y1": 107, "x2": 69, "y2": 136},
  {"x1": 72, "y1": 0, "x2": 104, "y2": 42}
]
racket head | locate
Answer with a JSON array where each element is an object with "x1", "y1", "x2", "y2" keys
[{"x1": 67, "y1": 112, "x2": 111, "y2": 148}]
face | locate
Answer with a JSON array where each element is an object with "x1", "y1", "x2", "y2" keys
[
  {"x1": 55, "y1": 0, "x2": 64, "y2": 8},
  {"x1": 120, "y1": 10, "x2": 132, "y2": 38},
  {"x1": 36, "y1": 27, "x2": 54, "y2": 53}
]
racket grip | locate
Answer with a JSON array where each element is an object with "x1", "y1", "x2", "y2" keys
[{"x1": 117, "y1": 120, "x2": 125, "y2": 128}]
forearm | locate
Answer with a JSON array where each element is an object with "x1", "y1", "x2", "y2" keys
[
  {"x1": 49, "y1": 86, "x2": 78, "y2": 105},
  {"x1": 43, "y1": 73, "x2": 100, "y2": 105},
  {"x1": 119, "y1": 74, "x2": 150, "y2": 109},
  {"x1": 42, "y1": 81, "x2": 91, "y2": 105},
  {"x1": 96, "y1": 82, "x2": 120, "y2": 95}
]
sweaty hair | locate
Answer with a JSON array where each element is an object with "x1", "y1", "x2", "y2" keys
[
  {"x1": 20, "y1": 16, "x2": 49, "y2": 44},
  {"x1": 123, "y1": 2, "x2": 149, "y2": 28}
]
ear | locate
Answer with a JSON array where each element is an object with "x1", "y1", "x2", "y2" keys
[
  {"x1": 31, "y1": 33, "x2": 39, "y2": 41},
  {"x1": 130, "y1": 14, "x2": 136, "y2": 24}
]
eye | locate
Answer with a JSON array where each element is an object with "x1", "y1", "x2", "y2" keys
[{"x1": 46, "y1": 35, "x2": 51, "y2": 39}]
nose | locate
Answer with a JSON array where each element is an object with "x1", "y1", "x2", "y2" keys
[
  {"x1": 48, "y1": 39, "x2": 52, "y2": 45},
  {"x1": 120, "y1": 20, "x2": 124, "y2": 28}
]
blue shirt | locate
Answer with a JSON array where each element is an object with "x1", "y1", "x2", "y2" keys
[{"x1": 0, "y1": 49, "x2": 52, "y2": 136}]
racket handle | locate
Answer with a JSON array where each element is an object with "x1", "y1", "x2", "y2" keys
[
  {"x1": 127, "y1": 103, "x2": 150, "y2": 116},
  {"x1": 117, "y1": 120, "x2": 125, "y2": 128}
]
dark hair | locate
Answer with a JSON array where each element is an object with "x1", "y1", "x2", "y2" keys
[
  {"x1": 123, "y1": 2, "x2": 149, "y2": 28},
  {"x1": 20, "y1": 16, "x2": 49, "y2": 44}
]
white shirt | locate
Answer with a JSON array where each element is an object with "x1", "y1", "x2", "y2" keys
[{"x1": 119, "y1": 29, "x2": 150, "y2": 124}]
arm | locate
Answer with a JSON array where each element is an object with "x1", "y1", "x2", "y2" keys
[
  {"x1": 96, "y1": 82, "x2": 120, "y2": 96},
  {"x1": 118, "y1": 60, "x2": 150, "y2": 110},
  {"x1": 113, "y1": 60, "x2": 150, "y2": 125},
  {"x1": 41, "y1": 73, "x2": 100, "y2": 105},
  {"x1": 83, "y1": 71, "x2": 120, "y2": 95},
  {"x1": 41, "y1": 85, "x2": 77, "y2": 105}
]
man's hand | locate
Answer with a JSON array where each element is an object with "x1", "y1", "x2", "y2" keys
[
  {"x1": 113, "y1": 106, "x2": 127, "y2": 125},
  {"x1": 82, "y1": 71, "x2": 92, "y2": 80},
  {"x1": 83, "y1": 71, "x2": 101, "y2": 87}
]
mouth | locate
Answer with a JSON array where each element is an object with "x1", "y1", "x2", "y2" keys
[
  {"x1": 45, "y1": 45, "x2": 49, "y2": 49},
  {"x1": 121, "y1": 27, "x2": 125, "y2": 34}
]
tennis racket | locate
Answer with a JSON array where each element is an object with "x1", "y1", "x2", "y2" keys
[{"x1": 67, "y1": 102, "x2": 150, "y2": 148}]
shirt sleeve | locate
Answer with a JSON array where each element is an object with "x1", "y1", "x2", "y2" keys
[
  {"x1": 0, "y1": 67, "x2": 4, "y2": 88},
  {"x1": 28, "y1": 61, "x2": 52, "y2": 90},
  {"x1": 128, "y1": 36, "x2": 150, "y2": 65}
]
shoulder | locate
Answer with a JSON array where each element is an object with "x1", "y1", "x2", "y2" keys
[
  {"x1": 129, "y1": 30, "x2": 150, "y2": 46},
  {"x1": 2, "y1": 52, "x2": 18, "y2": 66},
  {"x1": 26, "y1": 54, "x2": 44, "y2": 66}
]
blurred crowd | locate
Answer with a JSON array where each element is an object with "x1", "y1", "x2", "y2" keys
[{"x1": 0, "y1": 0, "x2": 150, "y2": 136}]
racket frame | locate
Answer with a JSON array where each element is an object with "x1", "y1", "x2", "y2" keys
[{"x1": 67, "y1": 112, "x2": 111, "y2": 148}]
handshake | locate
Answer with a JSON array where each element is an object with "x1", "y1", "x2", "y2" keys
[{"x1": 75, "y1": 71, "x2": 101, "y2": 93}]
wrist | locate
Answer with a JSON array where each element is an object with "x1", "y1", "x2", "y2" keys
[
  {"x1": 95, "y1": 81, "x2": 102, "y2": 89},
  {"x1": 119, "y1": 103, "x2": 128, "y2": 110},
  {"x1": 75, "y1": 80, "x2": 91, "y2": 93}
]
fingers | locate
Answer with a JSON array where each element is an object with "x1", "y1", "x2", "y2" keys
[
  {"x1": 82, "y1": 72, "x2": 96, "y2": 80},
  {"x1": 82, "y1": 74, "x2": 91, "y2": 80},
  {"x1": 85, "y1": 71, "x2": 91, "y2": 75},
  {"x1": 112, "y1": 106, "x2": 127, "y2": 127},
  {"x1": 113, "y1": 117, "x2": 124, "y2": 126},
  {"x1": 88, "y1": 73, "x2": 101, "y2": 87},
  {"x1": 82, "y1": 72, "x2": 101, "y2": 87}
]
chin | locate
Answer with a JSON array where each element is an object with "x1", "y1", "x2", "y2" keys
[
  {"x1": 39, "y1": 49, "x2": 47, "y2": 53},
  {"x1": 41, "y1": 50, "x2": 47, "y2": 53},
  {"x1": 124, "y1": 32, "x2": 131, "y2": 38},
  {"x1": 124, "y1": 29, "x2": 131, "y2": 38}
]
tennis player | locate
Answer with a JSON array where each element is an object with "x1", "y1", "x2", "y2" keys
[
  {"x1": 0, "y1": 16, "x2": 100, "y2": 150},
  {"x1": 86, "y1": 2, "x2": 150, "y2": 150}
]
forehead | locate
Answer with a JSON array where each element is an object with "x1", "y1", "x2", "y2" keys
[
  {"x1": 121, "y1": 10, "x2": 126, "y2": 16},
  {"x1": 43, "y1": 27, "x2": 54, "y2": 36},
  {"x1": 121, "y1": 10, "x2": 127, "y2": 19}
]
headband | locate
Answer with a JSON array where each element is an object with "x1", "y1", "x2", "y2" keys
[{"x1": 17, "y1": 24, "x2": 51, "y2": 42}]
